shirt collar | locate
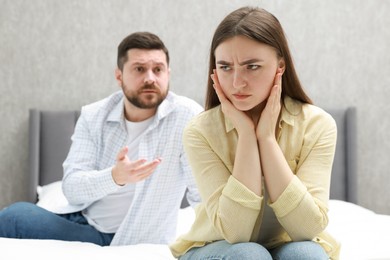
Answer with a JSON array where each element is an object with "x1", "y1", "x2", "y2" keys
[
  {"x1": 224, "y1": 109, "x2": 235, "y2": 133},
  {"x1": 280, "y1": 96, "x2": 302, "y2": 127}
]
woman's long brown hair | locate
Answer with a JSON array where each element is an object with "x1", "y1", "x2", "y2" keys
[{"x1": 205, "y1": 7, "x2": 312, "y2": 110}]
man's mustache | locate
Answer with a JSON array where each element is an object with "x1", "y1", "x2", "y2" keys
[{"x1": 140, "y1": 84, "x2": 159, "y2": 91}]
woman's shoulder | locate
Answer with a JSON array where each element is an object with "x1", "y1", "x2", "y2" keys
[
  {"x1": 184, "y1": 105, "x2": 228, "y2": 138},
  {"x1": 284, "y1": 96, "x2": 335, "y2": 126},
  {"x1": 187, "y1": 105, "x2": 224, "y2": 126}
]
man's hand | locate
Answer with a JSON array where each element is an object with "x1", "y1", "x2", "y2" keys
[{"x1": 112, "y1": 146, "x2": 162, "y2": 186}]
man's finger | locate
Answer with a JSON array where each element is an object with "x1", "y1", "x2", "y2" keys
[
  {"x1": 132, "y1": 159, "x2": 161, "y2": 176},
  {"x1": 130, "y1": 158, "x2": 149, "y2": 169},
  {"x1": 117, "y1": 146, "x2": 129, "y2": 161}
]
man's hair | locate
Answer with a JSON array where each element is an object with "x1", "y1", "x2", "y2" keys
[{"x1": 117, "y1": 32, "x2": 169, "y2": 70}]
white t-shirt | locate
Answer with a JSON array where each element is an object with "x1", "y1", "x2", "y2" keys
[{"x1": 82, "y1": 116, "x2": 155, "y2": 233}]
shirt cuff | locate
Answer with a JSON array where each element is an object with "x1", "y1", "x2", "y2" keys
[
  {"x1": 269, "y1": 175, "x2": 307, "y2": 217},
  {"x1": 95, "y1": 167, "x2": 121, "y2": 193},
  {"x1": 222, "y1": 175, "x2": 262, "y2": 210}
]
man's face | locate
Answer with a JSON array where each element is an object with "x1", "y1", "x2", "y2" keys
[{"x1": 116, "y1": 48, "x2": 170, "y2": 109}]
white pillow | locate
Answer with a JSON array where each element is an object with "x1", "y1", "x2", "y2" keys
[{"x1": 36, "y1": 181, "x2": 81, "y2": 213}]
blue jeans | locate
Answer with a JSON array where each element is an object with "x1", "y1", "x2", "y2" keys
[
  {"x1": 179, "y1": 240, "x2": 328, "y2": 260},
  {"x1": 0, "y1": 202, "x2": 114, "y2": 246}
]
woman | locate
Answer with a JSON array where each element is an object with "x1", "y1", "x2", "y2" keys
[{"x1": 170, "y1": 6, "x2": 340, "y2": 260}]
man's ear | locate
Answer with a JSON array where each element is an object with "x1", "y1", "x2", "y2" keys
[
  {"x1": 115, "y1": 68, "x2": 123, "y2": 86},
  {"x1": 278, "y1": 59, "x2": 286, "y2": 74}
]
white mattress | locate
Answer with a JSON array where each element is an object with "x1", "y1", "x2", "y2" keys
[{"x1": 1, "y1": 184, "x2": 389, "y2": 260}]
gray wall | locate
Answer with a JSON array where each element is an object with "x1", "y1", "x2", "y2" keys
[{"x1": 1, "y1": 0, "x2": 389, "y2": 214}]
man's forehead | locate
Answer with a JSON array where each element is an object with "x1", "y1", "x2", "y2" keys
[{"x1": 127, "y1": 49, "x2": 167, "y2": 65}]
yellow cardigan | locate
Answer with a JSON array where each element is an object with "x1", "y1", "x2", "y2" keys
[{"x1": 170, "y1": 97, "x2": 340, "y2": 259}]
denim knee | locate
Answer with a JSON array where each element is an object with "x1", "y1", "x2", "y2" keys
[
  {"x1": 181, "y1": 241, "x2": 272, "y2": 260},
  {"x1": 271, "y1": 241, "x2": 328, "y2": 260},
  {"x1": 225, "y1": 242, "x2": 273, "y2": 260},
  {"x1": 0, "y1": 202, "x2": 40, "y2": 238}
]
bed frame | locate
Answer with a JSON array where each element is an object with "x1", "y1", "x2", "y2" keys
[{"x1": 27, "y1": 107, "x2": 357, "y2": 205}]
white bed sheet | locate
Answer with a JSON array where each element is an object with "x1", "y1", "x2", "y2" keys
[
  {"x1": 0, "y1": 208, "x2": 197, "y2": 260},
  {"x1": 1, "y1": 188, "x2": 390, "y2": 260},
  {"x1": 327, "y1": 200, "x2": 390, "y2": 260}
]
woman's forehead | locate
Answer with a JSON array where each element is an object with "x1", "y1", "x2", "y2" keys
[{"x1": 215, "y1": 36, "x2": 278, "y2": 62}]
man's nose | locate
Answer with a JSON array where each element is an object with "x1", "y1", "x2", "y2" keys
[{"x1": 144, "y1": 70, "x2": 156, "y2": 84}]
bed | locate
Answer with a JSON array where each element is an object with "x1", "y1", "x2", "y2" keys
[{"x1": 1, "y1": 108, "x2": 389, "y2": 260}]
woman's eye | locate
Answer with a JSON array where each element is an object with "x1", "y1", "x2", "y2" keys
[
  {"x1": 219, "y1": 65, "x2": 231, "y2": 71},
  {"x1": 247, "y1": 64, "x2": 260, "y2": 70}
]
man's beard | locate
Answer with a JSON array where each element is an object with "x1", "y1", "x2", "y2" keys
[{"x1": 123, "y1": 83, "x2": 168, "y2": 109}]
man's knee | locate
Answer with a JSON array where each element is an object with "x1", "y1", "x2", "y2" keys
[
  {"x1": 0, "y1": 202, "x2": 40, "y2": 237},
  {"x1": 1, "y1": 202, "x2": 37, "y2": 217}
]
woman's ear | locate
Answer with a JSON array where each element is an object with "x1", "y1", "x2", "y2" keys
[{"x1": 278, "y1": 59, "x2": 286, "y2": 74}]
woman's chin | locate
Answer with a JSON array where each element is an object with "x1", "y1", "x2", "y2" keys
[{"x1": 232, "y1": 102, "x2": 257, "y2": 112}]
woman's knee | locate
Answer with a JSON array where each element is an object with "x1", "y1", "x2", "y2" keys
[
  {"x1": 271, "y1": 241, "x2": 328, "y2": 260},
  {"x1": 182, "y1": 241, "x2": 272, "y2": 260},
  {"x1": 225, "y1": 242, "x2": 272, "y2": 260}
]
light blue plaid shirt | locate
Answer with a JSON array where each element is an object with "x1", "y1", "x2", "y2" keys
[{"x1": 62, "y1": 90, "x2": 203, "y2": 245}]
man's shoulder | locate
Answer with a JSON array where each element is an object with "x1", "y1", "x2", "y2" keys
[
  {"x1": 166, "y1": 92, "x2": 203, "y2": 114},
  {"x1": 82, "y1": 91, "x2": 123, "y2": 116}
]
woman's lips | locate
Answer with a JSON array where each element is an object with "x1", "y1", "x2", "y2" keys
[{"x1": 233, "y1": 94, "x2": 250, "y2": 100}]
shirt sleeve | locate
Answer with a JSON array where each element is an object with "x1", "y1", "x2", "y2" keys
[
  {"x1": 183, "y1": 123, "x2": 262, "y2": 243},
  {"x1": 180, "y1": 149, "x2": 201, "y2": 208},
  {"x1": 62, "y1": 110, "x2": 120, "y2": 205},
  {"x1": 269, "y1": 113, "x2": 337, "y2": 241}
]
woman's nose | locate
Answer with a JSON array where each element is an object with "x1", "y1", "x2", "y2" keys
[{"x1": 233, "y1": 70, "x2": 247, "y2": 89}]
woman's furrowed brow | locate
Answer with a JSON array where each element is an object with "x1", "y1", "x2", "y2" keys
[
  {"x1": 216, "y1": 59, "x2": 264, "y2": 66},
  {"x1": 216, "y1": 60, "x2": 232, "y2": 65},
  {"x1": 238, "y1": 59, "x2": 264, "y2": 66}
]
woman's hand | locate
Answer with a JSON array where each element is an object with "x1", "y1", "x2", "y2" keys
[
  {"x1": 211, "y1": 70, "x2": 254, "y2": 135},
  {"x1": 256, "y1": 69, "x2": 283, "y2": 140}
]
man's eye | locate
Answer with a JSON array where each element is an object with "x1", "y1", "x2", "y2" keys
[
  {"x1": 136, "y1": 67, "x2": 144, "y2": 72},
  {"x1": 247, "y1": 64, "x2": 260, "y2": 70},
  {"x1": 154, "y1": 67, "x2": 162, "y2": 73}
]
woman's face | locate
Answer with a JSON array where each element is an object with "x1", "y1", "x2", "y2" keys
[{"x1": 214, "y1": 35, "x2": 283, "y2": 111}]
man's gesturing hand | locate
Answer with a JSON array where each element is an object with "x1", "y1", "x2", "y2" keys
[{"x1": 112, "y1": 146, "x2": 162, "y2": 186}]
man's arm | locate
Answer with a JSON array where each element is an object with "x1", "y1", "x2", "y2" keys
[{"x1": 61, "y1": 112, "x2": 121, "y2": 205}]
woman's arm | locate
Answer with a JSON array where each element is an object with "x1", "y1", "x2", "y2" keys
[
  {"x1": 212, "y1": 71, "x2": 262, "y2": 196},
  {"x1": 256, "y1": 71, "x2": 293, "y2": 202},
  {"x1": 183, "y1": 122, "x2": 262, "y2": 243},
  {"x1": 257, "y1": 90, "x2": 337, "y2": 240}
]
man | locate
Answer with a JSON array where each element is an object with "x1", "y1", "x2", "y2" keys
[{"x1": 0, "y1": 32, "x2": 202, "y2": 246}]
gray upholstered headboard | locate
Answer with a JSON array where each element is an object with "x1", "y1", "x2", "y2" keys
[
  {"x1": 326, "y1": 107, "x2": 357, "y2": 204},
  {"x1": 27, "y1": 107, "x2": 357, "y2": 205},
  {"x1": 28, "y1": 110, "x2": 80, "y2": 203}
]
